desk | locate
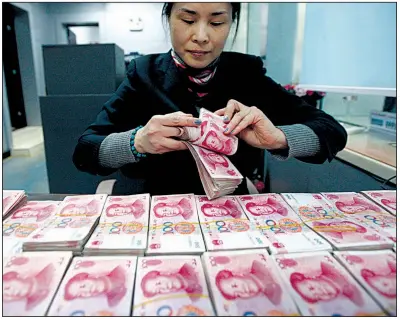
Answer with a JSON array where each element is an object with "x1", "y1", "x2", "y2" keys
[{"x1": 336, "y1": 130, "x2": 396, "y2": 184}]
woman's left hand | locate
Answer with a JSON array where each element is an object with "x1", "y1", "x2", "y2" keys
[{"x1": 215, "y1": 99, "x2": 288, "y2": 150}]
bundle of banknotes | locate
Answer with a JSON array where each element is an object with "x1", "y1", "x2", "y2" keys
[
  {"x1": 3, "y1": 251, "x2": 73, "y2": 316},
  {"x1": 322, "y1": 192, "x2": 397, "y2": 242},
  {"x1": 282, "y1": 193, "x2": 394, "y2": 250},
  {"x1": 146, "y1": 194, "x2": 206, "y2": 255},
  {"x1": 181, "y1": 108, "x2": 243, "y2": 199},
  {"x1": 195, "y1": 195, "x2": 270, "y2": 251},
  {"x1": 133, "y1": 255, "x2": 215, "y2": 316},
  {"x1": 202, "y1": 249, "x2": 300, "y2": 316},
  {"x1": 237, "y1": 194, "x2": 332, "y2": 254},
  {"x1": 334, "y1": 250, "x2": 396, "y2": 316},
  {"x1": 23, "y1": 195, "x2": 107, "y2": 252},
  {"x1": 3, "y1": 190, "x2": 27, "y2": 219},
  {"x1": 84, "y1": 194, "x2": 151, "y2": 256},
  {"x1": 3, "y1": 200, "x2": 61, "y2": 257},
  {"x1": 272, "y1": 251, "x2": 386, "y2": 316}
]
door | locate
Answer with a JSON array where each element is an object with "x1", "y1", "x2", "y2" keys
[{"x1": 3, "y1": 3, "x2": 27, "y2": 129}]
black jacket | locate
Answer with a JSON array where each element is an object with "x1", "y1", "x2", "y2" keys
[{"x1": 73, "y1": 51, "x2": 347, "y2": 195}]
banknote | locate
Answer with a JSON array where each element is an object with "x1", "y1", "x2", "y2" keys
[
  {"x1": 48, "y1": 256, "x2": 137, "y2": 316},
  {"x1": 281, "y1": 193, "x2": 342, "y2": 222},
  {"x1": 133, "y1": 255, "x2": 215, "y2": 316},
  {"x1": 202, "y1": 249, "x2": 300, "y2": 316},
  {"x1": 322, "y1": 192, "x2": 389, "y2": 215},
  {"x1": 57, "y1": 195, "x2": 107, "y2": 218},
  {"x1": 3, "y1": 251, "x2": 73, "y2": 316},
  {"x1": 334, "y1": 250, "x2": 396, "y2": 316},
  {"x1": 147, "y1": 195, "x2": 205, "y2": 254},
  {"x1": 272, "y1": 251, "x2": 384, "y2": 316},
  {"x1": 3, "y1": 201, "x2": 61, "y2": 241},
  {"x1": 361, "y1": 190, "x2": 396, "y2": 215},
  {"x1": 306, "y1": 217, "x2": 394, "y2": 250},
  {"x1": 237, "y1": 194, "x2": 302, "y2": 222}
]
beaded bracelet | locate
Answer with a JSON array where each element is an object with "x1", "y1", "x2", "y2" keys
[{"x1": 130, "y1": 126, "x2": 147, "y2": 159}]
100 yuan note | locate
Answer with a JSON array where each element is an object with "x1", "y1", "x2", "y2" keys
[
  {"x1": 272, "y1": 251, "x2": 384, "y2": 316},
  {"x1": 334, "y1": 250, "x2": 396, "y2": 316},
  {"x1": 133, "y1": 255, "x2": 215, "y2": 316},
  {"x1": 147, "y1": 195, "x2": 205, "y2": 254},
  {"x1": 202, "y1": 249, "x2": 300, "y2": 316},
  {"x1": 48, "y1": 256, "x2": 137, "y2": 316},
  {"x1": 3, "y1": 251, "x2": 73, "y2": 316}
]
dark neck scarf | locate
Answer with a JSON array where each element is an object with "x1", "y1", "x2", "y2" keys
[{"x1": 171, "y1": 50, "x2": 219, "y2": 98}]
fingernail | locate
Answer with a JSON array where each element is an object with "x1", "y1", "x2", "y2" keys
[
  {"x1": 223, "y1": 116, "x2": 229, "y2": 122},
  {"x1": 194, "y1": 119, "x2": 202, "y2": 125},
  {"x1": 224, "y1": 127, "x2": 229, "y2": 133}
]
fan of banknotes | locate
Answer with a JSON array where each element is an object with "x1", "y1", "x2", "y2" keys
[{"x1": 180, "y1": 108, "x2": 243, "y2": 199}]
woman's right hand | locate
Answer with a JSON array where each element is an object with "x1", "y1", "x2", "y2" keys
[{"x1": 134, "y1": 111, "x2": 201, "y2": 154}]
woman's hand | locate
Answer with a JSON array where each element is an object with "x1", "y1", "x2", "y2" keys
[
  {"x1": 134, "y1": 111, "x2": 201, "y2": 154},
  {"x1": 215, "y1": 99, "x2": 288, "y2": 150}
]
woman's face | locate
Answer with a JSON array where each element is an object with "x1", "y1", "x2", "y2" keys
[
  {"x1": 145, "y1": 275, "x2": 182, "y2": 295},
  {"x1": 220, "y1": 276, "x2": 259, "y2": 299},
  {"x1": 68, "y1": 278, "x2": 105, "y2": 298},
  {"x1": 169, "y1": 3, "x2": 233, "y2": 68},
  {"x1": 3, "y1": 279, "x2": 29, "y2": 301}
]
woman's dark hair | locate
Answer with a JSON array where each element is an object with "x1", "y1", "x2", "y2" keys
[{"x1": 162, "y1": 2, "x2": 241, "y2": 43}]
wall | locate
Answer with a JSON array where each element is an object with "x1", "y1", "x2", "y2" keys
[
  {"x1": 264, "y1": 3, "x2": 298, "y2": 85},
  {"x1": 300, "y1": 3, "x2": 396, "y2": 88},
  {"x1": 46, "y1": 2, "x2": 248, "y2": 55},
  {"x1": 69, "y1": 26, "x2": 100, "y2": 44},
  {"x1": 14, "y1": 7, "x2": 41, "y2": 125}
]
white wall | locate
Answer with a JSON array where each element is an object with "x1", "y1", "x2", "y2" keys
[
  {"x1": 69, "y1": 26, "x2": 100, "y2": 44},
  {"x1": 12, "y1": 2, "x2": 55, "y2": 96}
]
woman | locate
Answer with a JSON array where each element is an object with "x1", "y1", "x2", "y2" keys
[{"x1": 73, "y1": 3, "x2": 347, "y2": 195}]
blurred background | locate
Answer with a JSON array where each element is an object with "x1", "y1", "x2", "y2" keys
[{"x1": 2, "y1": 2, "x2": 396, "y2": 195}]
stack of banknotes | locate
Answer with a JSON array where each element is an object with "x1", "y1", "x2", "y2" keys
[
  {"x1": 146, "y1": 194, "x2": 206, "y2": 255},
  {"x1": 3, "y1": 200, "x2": 61, "y2": 257},
  {"x1": 237, "y1": 194, "x2": 332, "y2": 254},
  {"x1": 282, "y1": 193, "x2": 394, "y2": 250},
  {"x1": 84, "y1": 194, "x2": 151, "y2": 256},
  {"x1": 322, "y1": 192, "x2": 397, "y2": 243},
  {"x1": 23, "y1": 195, "x2": 107, "y2": 252}
]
